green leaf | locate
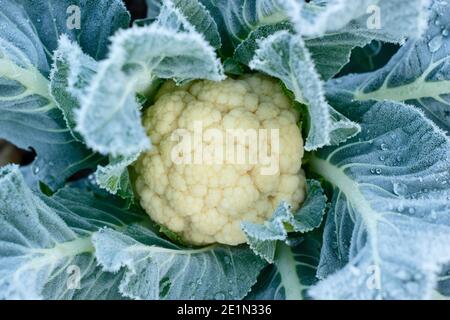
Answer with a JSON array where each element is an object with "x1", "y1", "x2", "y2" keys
[
  {"x1": 234, "y1": 22, "x2": 292, "y2": 66},
  {"x1": 50, "y1": 36, "x2": 98, "y2": 141},
  {"x1": 0, "y1": 0, "x2": 123, "y2": 189},
  {"x1": 95, "y1": 153, "x2": 139, "y2": 201},
  {"x1": 201, "y1": 0, "x2": 429, "y2": 81},
  {"x1": 92, "y1": 225, "x2": 266, "y2": 300},
  {"x1": 203, "y1": 0, "x2": 428, "y2": 56},
  {"x1": 282, "y1": 0, "x2": 373, "y2": 37},
  {"x1": 199, "y1": 0, "x2": 287, "y2": 55},
  {"x1": 223, "y1": 58, "x2": 246, "y2": 75},
  {"x1": 18, "y1": 0, "x2": 130, "y2": 61},
  {"x1": 326, "y1": 0, "x2": 450, "y2": 133},
  {"x1": 234, "y1": 22, "x2": 374, "y2": 80},
  {"x1": 305, "y1": 30, "x2": 374, "y2": 80},
  {"x1": 249, "y1": 31, "x2": 360, "y2": 150},
  {"x1": 0, "y1": 40, "x2": 101, "y2": 189},
  {"x1": 242, "y1": 180, "x2": 327, "y2": 263},
  {"x1": 76, "y1": 2, "x2": 225, "y2": 157},
  {"x1": 246, "y1": 234, "x2": 321, "y2": 300},
  {"x1": 309, "y1": 100, "x2": 450, "y2": 299},
  {"x1": 0, "y1": 0, "x2": 49, "y2": 73},
  {"x1": 233, "y1": 0, "x2": 430, "y2": 79},
  {"x1": 0, "y1": 165, "x2": 145, "y2": 299},
  {"x1": 284, "y1": 0, "x2": 429, "y2": 41},
  {"x1": 147, "y1": 0, "x2": 221, "y2": 48}
]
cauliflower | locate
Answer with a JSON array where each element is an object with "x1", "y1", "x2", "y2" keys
[{"x1": 134, "y1": 74, "x2": 307, "y2": 245}]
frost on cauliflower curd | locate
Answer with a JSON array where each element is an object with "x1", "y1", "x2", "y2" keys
[{"x1": 134, "y1": 74, "x2": 307, "y2": 245}]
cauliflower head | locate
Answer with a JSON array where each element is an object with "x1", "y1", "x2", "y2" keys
[{"x1": 134, "y1": 74, "x2": 306, "y2": 245}]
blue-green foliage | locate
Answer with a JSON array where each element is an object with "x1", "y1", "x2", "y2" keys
[{"x1": 1, "y1": 0, "x2": 450, "y2": 301}]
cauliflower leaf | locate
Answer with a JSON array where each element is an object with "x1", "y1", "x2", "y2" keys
[
  {"x1": 50, "y1": 36, "x2": 98, "y2": 141},
  {"x1": 92, "y1": 225, "x2": 266, "y2": 300},
  {"x1": 76, "y1": 1, "x2": 225, "y2": 157},
  {"x1": 242, "y1": 180, "x2": 327, "y2": 263},
  {"x1": 246, "y1": 233, "x2": 322, "y2": 300},
  {"x1": 0, "y1": 165, "x2": 142, "y2": 299},
  {"x1": 309, "y1": 100, "x2": 450, "y2": 299},
  {"x1": 0, "y1": 0, "x2": 107, "y2": 189},
  {"x1": 249, "y1": 31, "x2": 361, "y2": 150},
  {"x1": 326, "y1": 0, "x2": 450, "y2": 134}
]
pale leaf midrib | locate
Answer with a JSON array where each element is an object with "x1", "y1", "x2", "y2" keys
[
  {"x1": 0, "y1": 57, "x2": 53, "y2": 101},
  {"x1": 275, "y1": 243, "x2": 305, "y2": 300},
  {"x1": 310, "y1": 156, "x2": 382, "y2": 286},
  {"x1": 355, "y1": 79, "x2": 450, "y2": 102}
]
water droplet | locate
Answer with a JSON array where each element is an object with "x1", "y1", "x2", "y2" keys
[
  {"x1": 375, "y1": 168, "x2": 382, "y2": 175},
  {"x1": 214, "y1": 292, "x2": 225, "y2": 300},
  {"x1": 370, "y1": 168, "x2": 376, "y2": 174},
  {"x1": 393, "y1": 182, "x2": 408, "y2": 196},
  {"x1": 408, "y1": 207, "x2": 415, "y2": 214},
  {"x1": 379, "y1": 155, "x2": 385, "y2": 161},
  {"x1": 428, "y1": 35, "x2": 443, "y2": 53},
  {"x1": 443, "y1": 29, "x2": 449, "y2": 37},
  {"x1": 32, "y1": 166, "x2": 40, "y2": 174},
  {"x1": 380, "y1": 143, "x2": 388, "y2": 151}
]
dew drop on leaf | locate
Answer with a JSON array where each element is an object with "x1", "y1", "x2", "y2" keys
[
  {"x1": 32, "y1": 165, "x2": 40, "y2": 174},
  {"x1": 428, "y1": 35, "x2": 443, "y2": 53},
  {"x1": 214, "y1": 292, "x2": 225, "y2": 300},
  {"x1": 393, "y1": 182, "x2": 408, "y2": 196}
]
